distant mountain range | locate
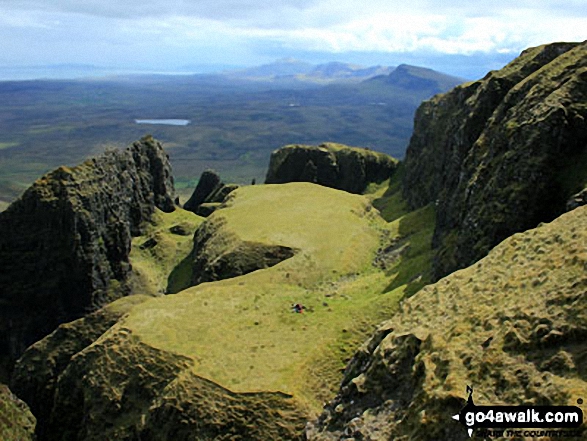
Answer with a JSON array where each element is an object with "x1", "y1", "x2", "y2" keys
[
  {"x1": 0, "y1": 59, "x2": 462, "y2": 89},
  {"x1": 223, "y1": 58, "x2": 395, "y2": 83}
]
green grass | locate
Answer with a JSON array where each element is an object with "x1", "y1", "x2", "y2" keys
[
  {"x1": 368, "y1": 169, "x2": 435, "y2": 295},
  {"x1": 383, "y1": 204, "x2": 435, "y2": 296},
  {"x1": 118, "y1": 181, "x2": 435, "y2": 413},
  {"x1": 128, "y1": 208, "x2": 205, "y2": 296},
  {"x1": 370, "y1": 165, "x2": 409, "y2": 222}
]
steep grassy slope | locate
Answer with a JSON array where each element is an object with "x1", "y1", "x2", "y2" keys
[
  {"x1": 13, "y1": 179, "x2": 436, "y2": 440},
  {"x1": 129, "y1": 207, "x2": 205, "y2": 296},
  {"x1": 11, "y1": 295, "x2": 152, "y2": 440},
  {"x1": 403, "y1": 41, "x2": 587, "y2": 280},
  {"x1": 308, "y1": 205, "x2": 587, "y2": 440}
]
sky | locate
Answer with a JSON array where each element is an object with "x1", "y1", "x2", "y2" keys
[{"x1": 0, "y1": 0, "x2": 585, "y2": 79}]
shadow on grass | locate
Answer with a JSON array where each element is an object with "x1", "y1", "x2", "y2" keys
[
  {"x1": 369, "y1": 165, "x2": 435, "y2": 298},
  {"x1": 166, "y1": 252, "x2": 194, "y2": 294},
  {"x1": 382, "y1": 204, "x2": 435, "y2": 297},
  {"x1": 372, "y1": 165, "x2": 409, "y2": 223}
]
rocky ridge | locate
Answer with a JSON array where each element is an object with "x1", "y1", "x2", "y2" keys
[
  {"x1": 265, "y1": 143, "x2": 398, "y2": 194},
  {"x1": 0, "y1": 135, "x2": 175, "y2": 378},
  {"x1": 11, "y1": 296, "x2": 306, "y2": 441},
  {"x1": 403, "y1": 41, "x2": 587, "y2": 279},
  {"x1": 188, "y1": 215, "x2": 297, "y2": 286}
]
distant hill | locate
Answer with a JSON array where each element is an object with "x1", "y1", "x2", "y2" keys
[
  {"x1": 307, "y1": 62, "x2": 393, "y2": 81},
  {"x1": 226, "y1": 58, "x2": 315, "y2": 79},
  {"x1": 366, "y1": 63, "x2": 464, "y2": 94}
]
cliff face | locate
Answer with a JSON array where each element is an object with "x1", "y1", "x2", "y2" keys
[
  {"x1": 0, "y1": 136, "x2": 175, "y2": 376},
  {"x1": 308, "y1": 205, "x2": 587, "y2": 441},
  {"x1": 265, "y1": 143, "x2": 398, "y2": 194},
  {"x1": 403, "y1": 42, "x2": 587, "y2": 279}
]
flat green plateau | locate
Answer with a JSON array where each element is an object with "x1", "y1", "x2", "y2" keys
[{"x1": 122, "y1": 181, "x2": 435, "y2": 412}]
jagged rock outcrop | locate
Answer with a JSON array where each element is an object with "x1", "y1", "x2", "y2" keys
[
  {"x1": 0, "y1": 136, "x2": 175, "y2": 377},
  {"x1": 0, "y1": 383, "x2": 36, "y2": 440},
  {"x1": 567, "y1": 187, "x2": 587, "y2": 211},
  {"x1": 403, "y1": 41, "x2": 587, "y2": 280},
  {"x1": 183, "y1": 169, "x2": 238, "y2": 217},
  {"x1": 265, "y1": 143, "x2": 398, "y2": 194},
  {"x1": 183, "y1": 169, "x2": 221, "y2": 211},
  {"x1": 308, "y1": 205, "x2": 587, "y2": 441}
]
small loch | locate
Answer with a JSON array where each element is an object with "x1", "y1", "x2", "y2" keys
[{"x1": 135, "y1": 119, "x2": 191, "y2": 126}]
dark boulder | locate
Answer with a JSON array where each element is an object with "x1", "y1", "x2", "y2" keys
[
  {"x1": 183, "y1": 170, "x2": 238, "y2": 217},
  {"x1": 183, "y1": 169, "x2": 221, "y2": 212}
]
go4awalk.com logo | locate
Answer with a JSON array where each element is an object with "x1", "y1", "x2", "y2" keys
[{"x1": 452, "y1": 386, "x2": 584, "y2": 438}]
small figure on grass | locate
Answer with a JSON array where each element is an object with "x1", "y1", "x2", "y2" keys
[{"x1": 292, "y1": 303, "x2": 305, "y2": 313}]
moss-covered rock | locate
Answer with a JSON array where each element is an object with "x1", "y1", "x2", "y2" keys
[
  {"x1": 0, "y1": 136, "x2": 175, "y2": 379},
  {"x1": 16, "y1": 319, "x2": 307, "y2": 441},
  {"x1": 128, "y1": 207, "x2": 204, "y2": 296},
  {"x1": 188, "y1": 214, "x2": 297, "y2": 286},
  {"x1": 265, "y1": 143, "x2": 398, "y2": 194},
  {"x1": 10, "y1": 295, "x2": 151, "y2": 440},
  {"x1": 403, "y1": 41, "x2": 587, "y2": 280},
  {"x1": 0, "y1": 383, "x2": 36, "y2": 441},
  {"x1": 183, "y1": 169, "x2": 238, "y2": 217},
  {"x1": 307, "y1": 205, "x2": 587, "y2": 440}
]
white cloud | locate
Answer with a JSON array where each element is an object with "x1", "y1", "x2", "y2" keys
[
  {"x1": 0, "y1": 0, "x2": 319, "y2": 20},
  {"x1": 0, "y1": 7, "x2": 58, "y2": 29},
  {"x1": 0, "y1": 0, "x2": 584, "y2": 71}
]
